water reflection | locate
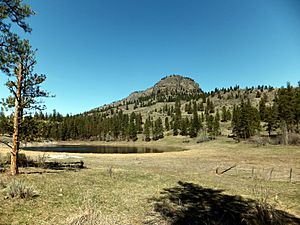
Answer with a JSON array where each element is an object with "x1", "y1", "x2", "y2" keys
[{"x1": 23, "y1": 145, "x2": 178, "y2": 154}]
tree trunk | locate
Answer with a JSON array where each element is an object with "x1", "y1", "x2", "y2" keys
[
  {"x1": 11, "y1": 63, "x2": 23, "y2": 176},
  {"x1": 281, "y1": 121, "x2": 288, "y2": 145}
]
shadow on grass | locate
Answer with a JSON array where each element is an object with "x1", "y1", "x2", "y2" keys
[
  {"x1": 149, "y1": 181, "x2": 300, "y2": 225},
  {"x1": 1, "y1": 161, "x2": 85, "y2": 175}
]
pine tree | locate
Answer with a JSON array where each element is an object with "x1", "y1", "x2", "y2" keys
[
  {"x1": 185, "y1": 101, "x2": 192, "y2": 114},
  {"x1": 164, "y1": 117, "x2": 170, "y2": 131},
  {"x1": 173, "y1": 99, "x2": 181, "y2": 136},
  {"x1": 213, "y1": 115, "x2": 220, "y2": 136},
  {"x1": 135, "y1": 113, "x2": 143, "y2": 134},
  {"x1": 264, "y1": 104, "x2": 278, "y2": 136},
  {"x1": 221, "y1": 106, "x2": 228, "y2": 122},
  {"x1": 153, "y1": 117, "x2": 164, "y2": 140},
  {"x1": 2, "y1": 41, "x2": 48, "y2": 175},
  {"x1": 276, "y1": 83, "x2": 295, "y2": 132},
  {"x1": 231, "y1": 100, "x2": 260, "y2": 139},
  {"x1": 128, "y1": 112, "x2": 137, "y2": 141},
  {"x1": 190, "y1": 101, "x2": 200, "y2": 137},
  {"x1": 1, "y1": 0, "x2": 34, "y2": 72},
  {"x1": 294, "y1": 85, "x2": 300, "y2": 132},
  {"x1": 180, "y1": 117, "x2": 188, "y2": 136},
  {"x1": 206, "y1": 115, "x2": 214, "y2": 133},
  {"x1": 143, "y1": 117, "x2": 151, "y2": 141},
  {"x1": 259, "y1": 97, "x2": 267, "y2": 121}
]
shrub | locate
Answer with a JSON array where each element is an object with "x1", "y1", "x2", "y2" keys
[
  {"x1": 36, "y1": 153, "x2": 48, "y2": 168},
  {"x1": 4, "y1": 153, "x2": 37, "y2": 167},
  {"x1": 5, "y1": 180, "x2": 38, "y2": 199},
  {"x1": 244, "y1": 199, "x2": 289, "y2": 225},
  {"x1": 288, "y1": 133, "x2": 300, "y2": 145}
]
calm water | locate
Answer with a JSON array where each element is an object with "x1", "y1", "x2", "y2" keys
[{"x1": 23, "y1": 145, "x2": 181, "y2": 154}]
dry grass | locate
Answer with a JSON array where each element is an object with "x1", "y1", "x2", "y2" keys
[{"x1": 0, "y1": 136, "x2": 299, "y2": 224}]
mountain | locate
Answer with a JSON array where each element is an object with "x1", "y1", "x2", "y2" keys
[
  {"x1": 94, "y1": 75, "x2": 202, "y2": 111},
  {"x1": 24, "y1": 74, "x2": 300, "y2": 143}
]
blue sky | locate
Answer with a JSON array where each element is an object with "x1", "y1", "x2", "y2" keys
[{"x1": 1, "y1": 0, "x2": 300, "y2": 115}]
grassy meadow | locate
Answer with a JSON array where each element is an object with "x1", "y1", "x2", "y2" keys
[{"x1": 0, "y1": 136, "x2": 299, "y2": 224}]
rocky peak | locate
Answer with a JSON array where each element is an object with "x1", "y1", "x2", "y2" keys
[
  {"x1": 124, "y1": 75, "x2": 201, "y2": 102},
  {"x1": 153, "y1": 75, "x2": 201, "y2": 94}
]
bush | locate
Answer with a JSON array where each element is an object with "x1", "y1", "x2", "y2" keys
[
  {"x1": 36, "y1": 153, "x2": 48, "y2": 168},
  {"x1": 288, "y1": 133, "x2": 300, "y2": 145},
  {"x1": 4, "y1": 153, "x2": 37, "y2": 167},
  {"x1": 245, "y1": 199, "x2": 290, "y2": 225},
  {"x1": 5, "y1": 180, "x2": 38, "y2": 199},
  {"x1": 196, "y1": 136, "x2": 215, "y2": 143}
]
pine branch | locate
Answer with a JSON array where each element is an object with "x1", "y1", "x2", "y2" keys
[{"x1": 0, "y1": 139, "x2": 13, "y2": 149}]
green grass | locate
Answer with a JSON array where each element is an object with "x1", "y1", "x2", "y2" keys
[{"x1": 0, "y1": 137, "x2": 299, "y2": 224}]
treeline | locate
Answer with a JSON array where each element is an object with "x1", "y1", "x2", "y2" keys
[
  {"x1": 232, "y1": 83, "x2": 300, "y2": 141},
  {"x1": 0, "y1": 83, "x2": 299, "y2": 143},
  {"x1": 0, "y1": 99, "x2": 222, "y2": 142}
]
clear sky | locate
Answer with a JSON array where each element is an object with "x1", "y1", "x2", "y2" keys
[{"x1": 1, "y1": 0, "x2": 300, "y2": 115}]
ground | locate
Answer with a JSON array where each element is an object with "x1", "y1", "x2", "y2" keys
[{"x1": 0, "y1": 136, "x2": 299, "y2": 224}]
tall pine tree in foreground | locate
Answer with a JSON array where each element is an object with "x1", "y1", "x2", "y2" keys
[{"x1": 3, "y1": 41, "x2": 48, "y2": 175}]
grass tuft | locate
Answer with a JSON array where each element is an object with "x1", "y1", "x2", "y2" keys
[
  {"x1": 5, "y1": 180, "x2": 38, "y2": 199},
  {"x1": 67, "y1": 200, "x2": 122, "y2": 225}
]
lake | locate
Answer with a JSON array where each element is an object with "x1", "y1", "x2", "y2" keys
[{"x1": 23, "y1": 145, "x2": 182, "y2": 154}]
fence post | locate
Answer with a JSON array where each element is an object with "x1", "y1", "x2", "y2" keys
[{"x1": 289, "y1": 168, "x2": 292, "y2": 183}]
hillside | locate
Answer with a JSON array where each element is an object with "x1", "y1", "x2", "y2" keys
[
  {"x1": 92, "y1": 74, "x2": 276, "y2": 112},
  {"x1": 2, "y1": 74, "x2": 298, "y2": 143},
  {"x1": 90, "y1": 74, "x2": 277, "y2": 125},
  {"x1": 93, "y1": 75, "x2": 202, "y2": 111}
]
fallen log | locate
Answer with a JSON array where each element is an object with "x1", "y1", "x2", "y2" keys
[{"x1": 216, "y1": 164, "x2": 237, "y2": 175}]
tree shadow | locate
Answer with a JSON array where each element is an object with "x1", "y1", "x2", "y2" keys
[
  {"x1": 1, "y1": 161, "x2": 85, "y2": 175},
  {"x1": 149, "y1": 181, "x2": 300, "y2": 225}
]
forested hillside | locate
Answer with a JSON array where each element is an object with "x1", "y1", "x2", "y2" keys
[{"x1": 1, "y1": 75, "x2": 299, "y2": 145}]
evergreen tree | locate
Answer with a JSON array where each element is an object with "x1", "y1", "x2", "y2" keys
[
  {"x1": 128, "y1": 112, "x2": 137, "y2": 141},
  {"x1": 0, "y1": 111, "x2": 11, "y2": 135},
  {"x1": 173, "y1": 99, "x2": 181, "y2": 136},
  {"x1": 295, "y1": 86, "x2": 300, "y2": 132},
  {"x1": 180, "y1": 117, "x2": 188, "y2": 136},
  {"x1": 221, "y1": 106, "x2": 228, "y2": 122},
  {"x1": 164, "y1": 117, "x2": 170, "y2": 131},
  {"x1": 190, "y1": 101, "x2": 200, "y2": 137},
  {"x1": 259, "y1": 97, "x2": 267, "y2": 121},
  {"x1": 143, "y1": 116, "x2": 151, "y2": 141},
  {"x1": 231, "y1": 100, "x2": 260, "y2": 138},
  {"x1": 276, "y1": 83, "x2": 295, "y2": 132},
  {"x1": 206, "y1": 115, "x2": 214, "y2": 133},
  {"x1": 264, "y1": 104, "x2": 278, "y2": 136},
  {"x1": 135, "y1": 113, "x2": 143, "y2": 134},
  {"x1": 153, "y1": 117, "x2": 164, "y2": 140},
  {"x1": 2, "y1": 41, "x2": 48, "y2": 175},
  {"x1": 213, "y1": 115, "x2": 220, "y2": 136},
  {"x1": 185, "y1": 101, "x2": 192, "y2": 114}
]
